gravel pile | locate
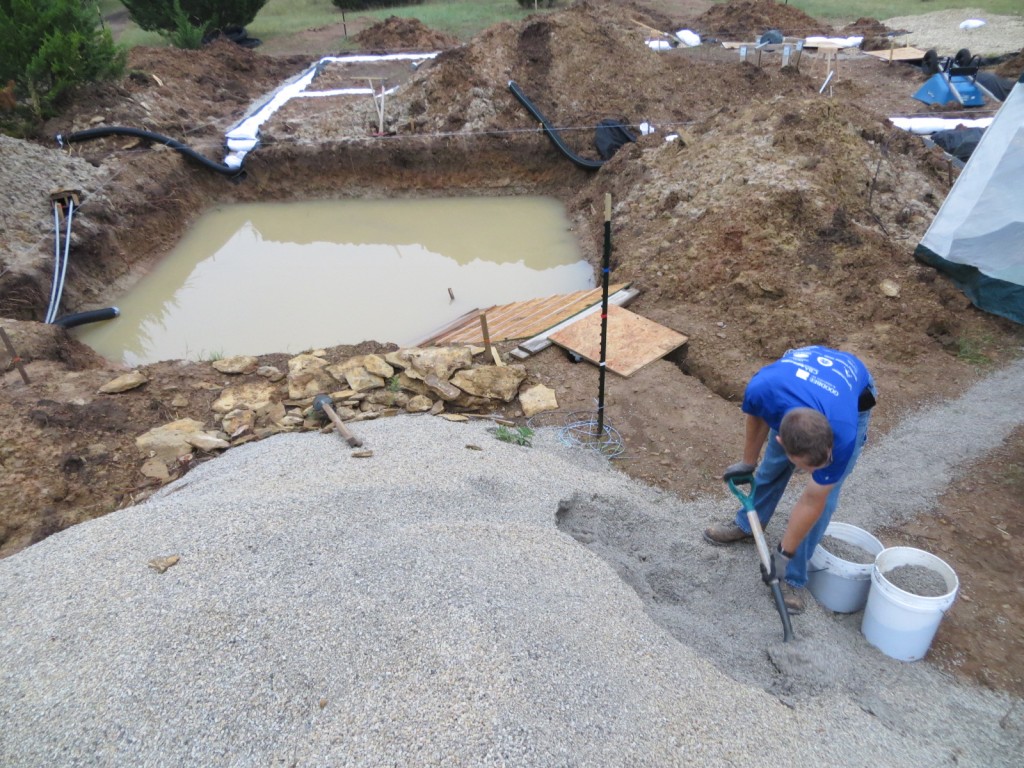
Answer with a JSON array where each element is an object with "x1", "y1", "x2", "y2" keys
[
  {"x1": 3, "y1": 354, "x2": 1024, "y2": 766},
  {"x1": 882, "y1": 9, "x2": 1024, "y2": 56}
]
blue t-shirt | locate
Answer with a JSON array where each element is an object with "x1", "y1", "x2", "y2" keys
[{"x1": 742, "y1": 346, "x2": 870, "y2": 485}]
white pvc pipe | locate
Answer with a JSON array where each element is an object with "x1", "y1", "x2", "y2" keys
[
  {"x1": 48, "y1": 199, "x2": 75, "y2": 324},
  {"x1": 46, "y1": 202, "x2": 62, "y2": 323},
  {"x1": 889, "y1": 116, "x2": 995, "y2": 135}
]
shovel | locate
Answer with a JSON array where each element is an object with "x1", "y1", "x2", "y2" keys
[
  {"x1": 726, "y1": 474, "x2": 794, "y2": 642},
  {"x1": 312, "y1": 394, "x2": 363, "y2": 448}
]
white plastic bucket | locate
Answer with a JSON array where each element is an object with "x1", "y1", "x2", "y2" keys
[
  {"x1": 807, "y1": 522, "x2": 884, "y2": 613},
  {"x1": 861, "y1": 547, "x2": 959, "y2": 662}
]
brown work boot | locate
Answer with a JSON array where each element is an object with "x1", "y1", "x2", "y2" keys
[
  {"x1": 703, "y1": 520, "x2": 753, "y2": 546},
  {"x1": 780, "y1": 582, "x2": 806, "y2": 614}
]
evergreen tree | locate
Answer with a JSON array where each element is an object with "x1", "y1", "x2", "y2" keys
[
  {"x1": 0, "y1": 0, "x2": 126, "y2": 118},
  {"x1": 121, "y1": 0, "x2": 268, "y2": 36}
]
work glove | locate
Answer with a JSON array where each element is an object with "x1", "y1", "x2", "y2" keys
[
  {"x1": 722, "y1": 461, "x2": 756, "y2": 481},
  {"x1": 761, "y1": 543, "x2": 792, "y2": 585}
]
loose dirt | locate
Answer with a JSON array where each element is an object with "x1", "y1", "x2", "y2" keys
[{"x1": 2, "y1": 0, "x2": 1023, "y2": 705}]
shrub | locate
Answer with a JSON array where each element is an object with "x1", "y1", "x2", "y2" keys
[
  {"x1": 121, "y1": 0, "x2": 267, "y2": 36},
  {"x1": 0, "y1": 0, "x2": 126, "y2": 118},
  {"x1": 162, "y1": 0, "x2": 206, "y2": 50}
]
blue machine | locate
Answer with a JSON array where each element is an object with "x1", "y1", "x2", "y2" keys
[
  {"x1": 913, "y1": 61, "x2": 986, "y2": 108},
  {"x1": 917, "y1": 48, "x2": 987, "y2": 109}
]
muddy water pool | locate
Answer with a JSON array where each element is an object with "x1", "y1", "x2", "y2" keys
[{"x1": 73, "y1": 196, "x2": 591, "y2": 365}]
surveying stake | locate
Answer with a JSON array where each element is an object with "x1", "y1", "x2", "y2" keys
[
  {"x1": 366, "y1": 78, "x2": 387, "y2": 135},
  {"x1": 0, "y1": 327, "x2": 31, "y2": 385},
  {"x1": 596, "y1": 193, "x2": 612, "y2": 437}
]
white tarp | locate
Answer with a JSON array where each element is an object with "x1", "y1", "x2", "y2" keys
[{"x1": 916, "y1": 76, "x2": 1024, "y2": 322}]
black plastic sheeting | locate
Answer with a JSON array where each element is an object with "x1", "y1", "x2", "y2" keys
[
  {"x1": 931, "y1": 127, "x2": 986, "y2": 162},
  {"x1": 976, "y1": 72, "x2": 1013, "y2": 102},
  {"x1": 594, "y1": 120, "x2": 637, "y2": 161}
]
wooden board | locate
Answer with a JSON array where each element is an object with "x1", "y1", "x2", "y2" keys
[
  {"x1": 862, "y1": 46, "x2": 928, "y2": 62},
  {"x1": 548, "y1": 305, "x2": 688, "y2": 378},
  {"x1": 417, "y1": 284, "x2": 628, "y2": 346},
  {"x1": 720, "y1": 40, "x2": 800, "y2": 50}
]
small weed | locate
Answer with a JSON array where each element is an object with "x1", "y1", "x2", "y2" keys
[
  {"x1": 956, "y1": 335, "x2": 992, "y2": 366},
  {"x1": 494, "y1": 425, "x2": 534, "y2": 447},
  {"x1": 386, "y1": 375, "x2": 401, "y2": 393},
  {"x1": 203, "y1": 349, "x2": 224, "y2": 362}
]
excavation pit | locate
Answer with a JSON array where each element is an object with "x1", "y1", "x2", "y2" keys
[{"x1": 71, "y1": 196, "x2": 591, "y2": 365}]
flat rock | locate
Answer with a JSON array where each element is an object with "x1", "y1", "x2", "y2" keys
[
  {"x1": 211, "y1": 381, "x2": 278, "y2": 415},
  {"x1": 451, "y1": 365, "x2": 527, "y2": 402},
  {"x1": 136, "y1": 418, "x2": 208, "y2": 462},
  {"x1": 519, "y1": 383, "x2": 558, "y2": 417},
  {"x1": 98, "y1": 371, "x2": 148, "y2": 394},
  {"x1": 287, "y1": 353, "x2": 337, "y2": 400},
  {"x1": 212, "y1": 355, "x2": 258, "y2": 375},
  {"x1": 327, "y1": 354, "x2": 394, "y2": 380}
]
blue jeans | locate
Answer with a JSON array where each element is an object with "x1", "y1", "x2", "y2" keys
[{"x1": 732, "y1": 390, "x2": 875, "y2": 588}]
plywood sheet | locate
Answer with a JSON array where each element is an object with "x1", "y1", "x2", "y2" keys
[
  {"x1": 548, "y1": 305, "x2": 688, "y2": 377},
  {"x1": 420, "y1": 284, "x2": 628, "y2": 346},
  {"x1": 862, "y1": 46, "x2": 928, "y2": 62}
]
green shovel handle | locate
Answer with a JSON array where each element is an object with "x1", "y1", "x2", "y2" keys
[{"x1": 726, "y1": 474, "x2": 756, "y2": 512}]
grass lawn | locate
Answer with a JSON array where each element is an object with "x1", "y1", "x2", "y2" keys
[{"x1": 97, "y1": 0, "x2": 1023, "y2": 49}]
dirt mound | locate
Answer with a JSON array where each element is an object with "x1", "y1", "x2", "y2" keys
[
  {"x1": 995, "y1": 49, "x2": 1024, "y2": 79},
  {"x1": 354, "y1": 15, "x2": 459, "y2": 51},
  {"x1": 694, "y1": 0, "x2": 833, "y2": 40},
  {"x1": 840, "y1": 17, "x2": 896, "y2": 51},
  {"x1": 39, "y1": 40, "x2": 304, "y2": 142}
]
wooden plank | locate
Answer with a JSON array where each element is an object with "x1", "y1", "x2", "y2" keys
[
  {"x1": 721, "y1": 40, "x2": 798, "y2": 50},
  {"x1": 515, "y1": 286, "x2": 639, "y2": 356},
  {"x1": 480, "y1": 287, "x2": 627, "y2": 340},
  {"x1": 862, "y1": 46, "x2": 928, "y2": 62},
  {"x1": 548, "y1": 305, "x2": 688, "y2": 378},
  {"x1": 422, "y1": 284, "x2": 628, "y2": 346},
  {"x1": 406, "y1": 307, "x2": 479, "y2": 347}
]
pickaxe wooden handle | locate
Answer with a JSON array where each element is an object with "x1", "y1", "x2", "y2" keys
[{"x1": 321, "y1": 400, "x2": 363, "y2": 447}]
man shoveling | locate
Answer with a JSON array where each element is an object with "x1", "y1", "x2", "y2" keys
[{"x1": 704, "y1": 346, "x2": 877, "y2": 614}]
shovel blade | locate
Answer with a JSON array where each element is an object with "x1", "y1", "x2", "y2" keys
[{"x1": 770, "y1": 581, "x2": 795, "y2": 643}]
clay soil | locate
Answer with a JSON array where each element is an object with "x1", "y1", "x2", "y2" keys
[{"x1": 2, "y1": 1, "x2": 1023, "y2": 696}]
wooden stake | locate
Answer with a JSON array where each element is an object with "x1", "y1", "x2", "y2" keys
[
  {"x1": 0, "y1": 327, "x2": 31, "y2": 385},
  {"x1": 367, "y1": 78, "x2": 386, "y2": 134},
  {"x1": 479, "y1": 312, "x2": 492, "y2": 357}
]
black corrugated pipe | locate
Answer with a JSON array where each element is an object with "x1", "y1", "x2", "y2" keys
[
  {"x1": 508, "y1": 81, "x2": 605, "y2": 171},
  {"x1": 53, "y1": 307, "x2": 120, "y2": 329},
  {"x1": 56, "y1": 127, "x2": 245, "y2": 179}
]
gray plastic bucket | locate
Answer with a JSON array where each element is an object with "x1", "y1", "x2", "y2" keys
[
  {"x1": 807, "y1": 522, "x2": 884, "y2": 613},
  {"x1": 861, "y1": 547, "x2": 959, "y2": 662}
]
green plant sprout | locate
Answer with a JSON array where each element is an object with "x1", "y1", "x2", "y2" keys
[{"x1": 494, "y1": 424, "x2": 534, "y2": 447}]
